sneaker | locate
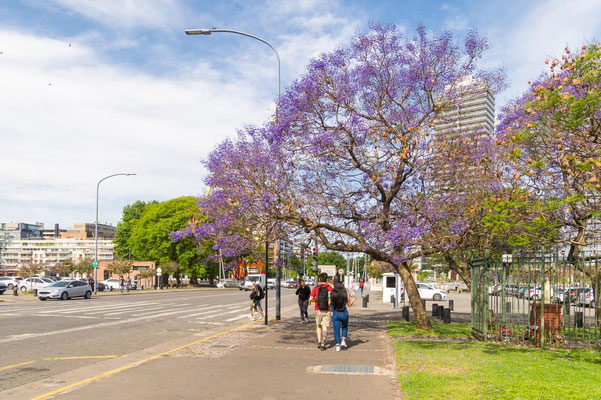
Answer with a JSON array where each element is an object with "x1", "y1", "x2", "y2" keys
[
  {"x1": 317, "y1": 343, "x2": 322, "y2": 349},
  {"x1": 336, "y1": 345, "x2": 341, "y2": 352},
  {"x1": 249, "y1": 315, "x2": 254, "y2": 320},
  {"x1": 341, "y1": 340, "x2": 347, "y2": 348}
]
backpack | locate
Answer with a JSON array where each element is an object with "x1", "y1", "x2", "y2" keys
[
  {"x1": 256, "y1": 285, "x2": 264, "y2": 300},
  {"x1": 317, "y1": 285, "x2": 329, "y2": 311}
]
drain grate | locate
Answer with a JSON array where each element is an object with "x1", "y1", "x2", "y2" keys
[
  {"x1": 320, "y1": 365, "x2": 375, "y2": 374},
  {"x1": 308, "y1": 364, "x2": 392, "y2": 376}
]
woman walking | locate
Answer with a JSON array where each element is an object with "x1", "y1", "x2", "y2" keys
[{"x1": 330, "y1": 279, "x2": 355, "y2": 352}]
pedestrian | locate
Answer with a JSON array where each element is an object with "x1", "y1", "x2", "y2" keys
[
  {"x1": 309, "y1": 273, "x2": 333, "y2": 350},
  {"x1": 331, "y1": 279, "x2": 355, "y2": 352},
  {"x1": 359, "y1": 279, "x2": 365, "y2": 297},
  {"x1": 249, "y1": 279, "x2": 265, "y2": 320},
  {"x1": 295, "y1": 279, "x2": 311, "y2": 323},
  {"x1": 126, "y1": 277, "x2": 131, "y2": 292},
  {"x1": 120, "y1": 277, "x2": 125, "y2": 293},
  {"x1": 88, "y1": 277, "x2": 94, "y2": 291}
]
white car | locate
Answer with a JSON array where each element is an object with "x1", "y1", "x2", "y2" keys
[
  {"x1": 0, "y1": 276, "x2": 22, "y2": 290},
  {"x1": 417, "y1": 283, "x2": 447, "y2": 301},
  {"x1": 100, "y1": 278, "x2": 120, "y2": 290},
  {"x1": 38, "y1": 280, "x2": 92, "y2": 301},
  {"x1": 19, "y1": 277, "x2": 53, "y2": 293}
]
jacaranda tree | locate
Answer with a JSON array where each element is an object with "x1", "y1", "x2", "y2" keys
[{"x1": 182, "y1": 24, "x2": 506, "y2": 329}]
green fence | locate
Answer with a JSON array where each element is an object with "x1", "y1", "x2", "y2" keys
[{"x1": 470, "y1": 251, "x2": 601, "y2": 348}]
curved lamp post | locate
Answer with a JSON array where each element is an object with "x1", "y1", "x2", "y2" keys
[
  {"x1": 185, "y1": 27, "x2": 281, "y2": 324},
  {"x1": 95, "y1": 173, "x2": 136, "y2": 293}
]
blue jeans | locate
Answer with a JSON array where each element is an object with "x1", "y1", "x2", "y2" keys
[{"x1": 331, "y1": 309, "x2": 349, "y2": 345}]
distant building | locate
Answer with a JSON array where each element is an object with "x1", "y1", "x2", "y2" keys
[
  {"x1": 1, "y1": 222, "x2": 44, "y2": 272},
  {"x1": 41, "y1": 223, "x2": 67, "y2": 239},
  {"x1": 1, "y1": 238, "x2": 115, "y2": 274},
  {"x1": 61, "y1": 223, "x2": 116, "y2": 240}
]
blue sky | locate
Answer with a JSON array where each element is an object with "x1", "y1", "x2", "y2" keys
[{"x1": 1, "y1": 0, "x2": 600, "y2": 228}]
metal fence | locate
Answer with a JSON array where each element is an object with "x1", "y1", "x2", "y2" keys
[{"x1": 470, "y1": 251, "x2": 600, "y2": 348}]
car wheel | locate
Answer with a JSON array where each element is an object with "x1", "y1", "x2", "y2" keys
[
  {"x1": 7, "y1": 283, "x2": 13, "y2": 290},
  {"x1": 85, "y1": 291, "x2": 92, "y2": 299},
  {"x1": 39, "y1": 298, "x2": 47, "y2": 301},
  {"x1": 61, "y1": 292, "x2": 69, "y2": 300},
  {"x1": 433, "y1": 293, "x2": 442, "y2": 301},
  {"x1": 20, "y1": 286, "x2": 27, "y2": 292}
]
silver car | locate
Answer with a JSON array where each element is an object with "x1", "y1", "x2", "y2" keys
[{"x1": 38, "y1": 280, "x2": 92, "y2": 301}]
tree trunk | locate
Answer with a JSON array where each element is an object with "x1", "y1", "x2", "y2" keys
[
  {"x1": 398, "y1": 262, "x2": 432, "y2": 330},
  {"x1": 444, "y1": 253, "x2": 472, "y2": 290}
]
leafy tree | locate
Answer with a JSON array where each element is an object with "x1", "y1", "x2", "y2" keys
[
  {"x1": 318, "y1": 251, "x2": 347, "y2": 271},
  {"x1": 50, "y1": 260, "x2": 73, "y2": 277},
  {"x1": 129, "y1": 197, "x2": 202, "y2": 283},
  {"x1": 106, "y1": 259, "x2": 133, "y2": 278},
  {"x1": 114, "y1": 200, "x2": 158, "y2": 259},
  {"x1": 17, "y1": 261, "x2": 46, "y2": 289},
  {"x1": 138, "y1": 268, "x2": 156, "y2": 288},
  {"x1": 73, "y1": 256, "x2": 93, "y2": 276},
  {"x1": 187, "y1": 24, "x2": 504, "y2": 329}
]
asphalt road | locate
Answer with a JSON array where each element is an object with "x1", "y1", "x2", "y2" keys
[{"x1": 0, "y1": 288, "x2": 297, "y2": 393}]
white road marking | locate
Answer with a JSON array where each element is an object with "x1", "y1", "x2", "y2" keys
[
  {"x1": 191, "y1": 321, "x2": 224, "y2": 325},
  {"x1": 223, "y1": 313, "x2": 250, "y2": 322},
  {"x1": 194, "y1": 307, "x2": 248, "y2": 320},
  {"x1": 0, "y1": 308, "x2": 196, "y2": 344},
  {"x1": 35, "y1": 301, "x2": 157, "y2": 314}
]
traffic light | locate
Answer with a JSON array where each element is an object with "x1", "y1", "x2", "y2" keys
[{"x1": 312, "y1": 247, "x2": 318, "y2": 263}]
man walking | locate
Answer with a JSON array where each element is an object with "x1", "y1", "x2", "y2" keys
[
  {"x1": 295, "y1": 279, "x2": 311, "y2": 323},
  {"x1": 309, "y1": 273, "x2": 333, "y2": 350}
]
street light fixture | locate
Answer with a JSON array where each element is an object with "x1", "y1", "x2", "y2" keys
[
  {"x1": 186, "y1": 27, "x2": 281, "y2": 325},
  {"x1": 95, "y1": 173, "x2": 136, "y2": 293}
]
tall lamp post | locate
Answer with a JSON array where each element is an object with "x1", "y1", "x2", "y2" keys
[
  {"x1": 95, "y1": 173, "x2": 136, "y2": 293},
  {"x1": 186, "y1": 27, "x2": 281, "y2": 324}
]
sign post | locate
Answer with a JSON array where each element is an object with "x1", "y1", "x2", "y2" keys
[{"x1": 156, "y1": 267, "x2": 162, "y2": 290}]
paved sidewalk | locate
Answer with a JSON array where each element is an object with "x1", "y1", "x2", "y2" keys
[{"x1": 48, "y1": 300, "x2": 401, "y2": 400}]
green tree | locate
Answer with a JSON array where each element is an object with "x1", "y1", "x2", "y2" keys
[
  {"x1": 318, "y1": 251, "x2": 347, "y2": 271},
  {"x1": 106, "y1": 259, "x2": 133, "y2": 278},
  {"x1": 115, "y1": 200, "x2": 158, "y2": 260},
  {"x1": 17, "y1": 261, "x2": 46, "y2": 290},
  {"x1": 73, "y1": 256, "x2": 93, "y2": 276},
  {"x1": 129, "y1": 197, "x2": 201, "y2": 283}
]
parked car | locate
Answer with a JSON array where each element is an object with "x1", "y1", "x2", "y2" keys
[
  {"x1": 0, "y1": 276, "x2": 22, "y2": 290},
  {"x1": 570, "y1": 288, "x2": 588, "y2": 304},
  {"x1": 0, "y1": 281, "x2": 6, "y2": 295},
  {"x1": 577, "y1": 288, "x2": 595, "y2": 307},
  {"x1": 19, "y1": 277, "x2": 53, "y2": 293},
  {"x1": 95, "y1": 282, "x2": 107, "y2": 291},
  {"x1": 267, "y1": 279, "x2": 276, "y2": 289},
  {"x1": 100, "y1": 278, "x2": 120, "y2": 291},
  {"x1": 38, "y1": 280, "x2": 93, "y2": 301},
  {"x1": 416, "y1": 283, "x2": 447, "y2": 301}
]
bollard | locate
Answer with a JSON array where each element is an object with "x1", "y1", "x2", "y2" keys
[
  {"x1": 448, "y1": 299, "x2": 454, "y2": 311},
  {"x1": 365, "y1": 294, "x2": 369, "y2": 303},
  {"x1": 506, "y1": 302, "x2": 512, "y2": 313},
  {"x1": 432, "y1": 303, "x2": 438, "y2": 317},
  {"x1": 443, "y1": 308, "x2": 451, "y2": 323},
  {"x1": 563, "y1": 301, "x2": 570, "y2": 315},
  {"x1": 391, "y1": 295, "x2": 395, "y2": 307},
  {"x1": 401, "y1": 306, "x2": 410, "y2": 322},
  {"x1": 362, "y1": 295, "x2": 368, "y2": 308},
  {"x1": 437, "y1": 305, "x2": 445, "y2": 319},
  {"x1": 33, "y1": 289, "x2": 37, "y2": 297},
  {"x1": 575, "y1": 311, "x2": 584, "y2": 328},
  {"x1": 13, "y1": 288, "x2": 18, "y2": 296}
]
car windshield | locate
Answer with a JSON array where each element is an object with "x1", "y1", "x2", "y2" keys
[
  {"x1": 42, "y1": 278, "x2": 53, "y2": 283},
  {"x1": 49, "y1": 281, "x2": 70, "y2": 287}
]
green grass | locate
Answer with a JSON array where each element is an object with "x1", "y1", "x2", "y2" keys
[
  {"x1": 388, "y1": 323, "x2": 601, "y2": 399},
  {"x1": 388, "y1": 321, "x2": 472, "y2": 338}
]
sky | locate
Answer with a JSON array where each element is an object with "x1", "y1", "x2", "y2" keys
[{"x1": 1, "y1": 0, "x2": 600, "y2": 229}]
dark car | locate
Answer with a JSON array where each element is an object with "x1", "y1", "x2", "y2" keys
[{"x1": 0, "y1": 281, "x2": 6, "y2": 295}]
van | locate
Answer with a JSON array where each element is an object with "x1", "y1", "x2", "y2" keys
[{"x1": 242, "y1": 274, "x2": 266, "y2": 291}]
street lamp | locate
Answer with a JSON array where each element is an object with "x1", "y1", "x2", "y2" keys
[
  {"x1": 186, "y1": 27, "x2": 281, "y2": 324},
  {"x1": 95, "y1": 173, "x2": 136, "y2": 293}
]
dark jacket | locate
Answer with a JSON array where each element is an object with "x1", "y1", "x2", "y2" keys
[{"x1": 295, "y1": 285, "x2": 311, "y2": 301}]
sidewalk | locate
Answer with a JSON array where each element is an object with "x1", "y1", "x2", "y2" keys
[{"x1": 47, "y1": 300, "x2": 402, "y2": 400}]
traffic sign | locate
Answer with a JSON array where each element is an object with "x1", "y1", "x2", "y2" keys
[
  {"x1": 92, "y1": 261, "x2": 98, "y2": 269},
  {"x1": 338, "y1": 268, "x2": 344, "y2": 275},
  {"x1": 156, "y1": 267, "x2": 162, "y2": 276}
]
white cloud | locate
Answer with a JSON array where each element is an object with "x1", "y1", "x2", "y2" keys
[
  {"x1": 0, "y1": 29, "x2": 269, "y2": 226},
  {"x1": 50, "y1": 0, "x2": 188, "y2": 29}
]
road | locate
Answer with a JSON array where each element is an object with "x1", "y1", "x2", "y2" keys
[{"x1": 0, "y1": 289, "x2": 297, "y2": 395}]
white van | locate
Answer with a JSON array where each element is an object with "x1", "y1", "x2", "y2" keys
[{"x1": 242, "y1": 274, "x2": 266, "y2": 291}]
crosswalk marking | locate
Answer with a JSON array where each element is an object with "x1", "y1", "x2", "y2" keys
[{"x1": 194, "y1": 307, "x2": 248, "y2": 320}]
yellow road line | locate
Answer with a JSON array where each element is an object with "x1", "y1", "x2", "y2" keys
[
  {"x1": 41, "y1": 356, "x2": 124, "y2": 361},
  {"x1": 31, "y1": 319, "x2": 261, "y2": 400},
  {"x1": 0, "y1": 360, "x2": 36, "y2": 371}
]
